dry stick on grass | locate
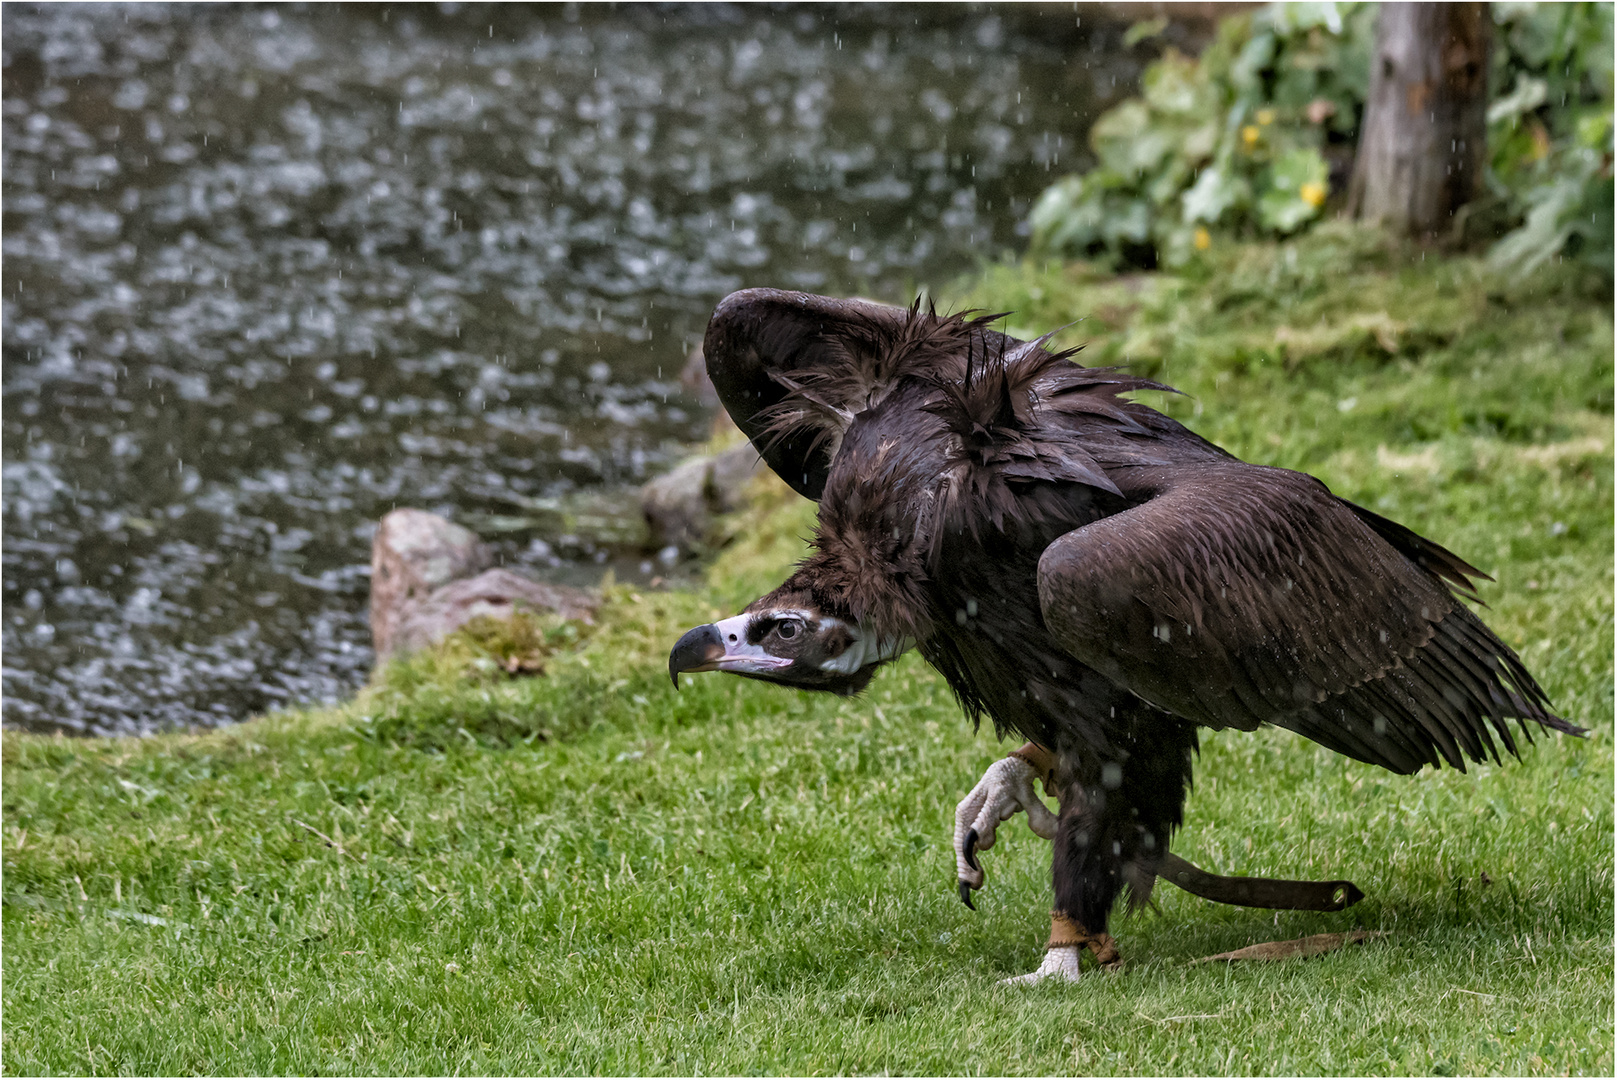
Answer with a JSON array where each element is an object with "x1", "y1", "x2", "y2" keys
[
  {"x1": 292, "y1": 818, "x2": 362, "y2": 862},
  {"x1": 1138, "y1": 1013, "x2": 1225, "y2": 1025},
  {"x1": 1190, "y1": 930, "x2": 1387, "y2": 963}
]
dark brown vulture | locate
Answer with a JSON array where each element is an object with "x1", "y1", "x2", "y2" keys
[{"x1": 668, "y1": 290, "x2": 1579, "y2": 983}]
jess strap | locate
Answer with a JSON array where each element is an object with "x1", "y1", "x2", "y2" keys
[{"x1": 1160, "y1": 853, "x2": 1365, "y2": 912}]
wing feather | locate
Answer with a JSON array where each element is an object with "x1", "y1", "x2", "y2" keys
[
  {"x1": 1037, "y1": 461, "x2": 1577, "y2": 774},
  {"x1": 701, "y1": 289, "x2": 1024, "y2": 500}
]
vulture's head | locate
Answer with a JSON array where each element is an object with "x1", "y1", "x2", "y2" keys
[
  {"x1": 666, "y1": 289, "x2": 951, "y2": 697},
  {"x1": 669, "y1": 589, "x2": 913, "y2": 697}
]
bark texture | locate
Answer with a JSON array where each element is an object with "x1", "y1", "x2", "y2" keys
[{"x1": 1347, "y1": 3, "x2": 1491, "y2": 237}]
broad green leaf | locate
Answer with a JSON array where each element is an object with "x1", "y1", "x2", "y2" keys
[
  {"x1": 1142, "y1": 50, "x2": 1204, "y2": 115},
  {"x1": 1489, "y1": 177, "x2": 1582, "y2": 277},
  {"x1": 1258, "y1": 148, "x2": 1329, "y2": 232},
  {"x1": 1268, "y1": 146, "x2": 1329, "y2": 193},
  {"x1": 1489, "y1": 74, "x2": 1549, "y2": 125},
  {"x1": 1181, "y1": 166, "x2": 1249, "y2": 225}
]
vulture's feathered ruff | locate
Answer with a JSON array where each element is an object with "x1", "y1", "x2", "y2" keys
[{"x1": 670, "y1": 290, "x2": 1579, "y2": 978}]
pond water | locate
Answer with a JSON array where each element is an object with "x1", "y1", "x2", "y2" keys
[{"x1": 2, "y1": 3, "x2": 1153, "y2": 736}]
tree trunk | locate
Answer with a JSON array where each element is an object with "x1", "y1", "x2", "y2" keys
[{"x1": 1347, "y1": 3, "x2": 1491, "y2": 238}]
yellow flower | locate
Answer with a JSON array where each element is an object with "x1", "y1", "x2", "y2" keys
[
  {"x1": 1193, "y1": 226, "x2": 1212, "y2": 251},
  {"x1": 1300, "y1": 181, "x2": 1327, "y2": 208},
  {"x1": 1241, "y1": 124, "x2": 1260, "y2": 147},
  {"x1": 1256, "y1": 108, "x2": 1276, "y2": 126}
]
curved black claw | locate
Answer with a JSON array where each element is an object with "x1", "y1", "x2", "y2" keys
[
  {"x1": 958, "y1": 880, "x2": 976, "y2": 910},
  {"x1": 963, "y1": 827, "x2": 980, "y2": 873}
]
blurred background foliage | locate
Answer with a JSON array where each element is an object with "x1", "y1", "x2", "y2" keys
[
  {"x1": 1029, "y1": 1, "x2": 1614, "y2": 276},
  {"x1": 1487, "y1": 1, "x2": 1615, "y2": 277}
]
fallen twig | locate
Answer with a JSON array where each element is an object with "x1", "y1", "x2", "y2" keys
[
  {"x1": 1190, "y1": 929, "x2": 1385, "y2": 963},
  {"x1": 292, "y1": 819, "x2": 361, "y2": 861},
  {"x1": 1139, "y1": 1012, "x2": 1224, "y2": 1024}
]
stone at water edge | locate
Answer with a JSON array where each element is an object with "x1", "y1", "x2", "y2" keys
[
  {"x1": 371, "y1": 509, "x2": 494, "y2": 658},
  {"x1": 388, "y1": 567, "x2": 597, "y2": 659},
  {"x1": 680, "y1": 344, "x2": 720, "y2": 408},
  {"x1": 369, "y1": 508, "x2": 596, "y2": 663},
  {"x1": 639, "y1": 441, "x2": 765, "y2": 556}
]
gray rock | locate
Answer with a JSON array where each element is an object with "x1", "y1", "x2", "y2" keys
[
  {"x1": 370, "y1": 509, "x2": 493, "y2": 659},
  {"x1": 680, "y1": 344, "x2": 719, "y2": 407},
  {"x1": 388, "y1": 567, "x2": 597, "y2": 659},
  {"x1": 369, "y1": 508, "x2": 595, "y2": 663},
  {"x1": 640, "y1": 441, "x2": 765, "y2": 555}
]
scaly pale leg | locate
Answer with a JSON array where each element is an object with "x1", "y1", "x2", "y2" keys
[
  {"x1": 1000, "y1": 913, "x2": 1122, "y2": 986},
  {"x1": 999, "y1": 945, "x2": 1084, "y2": 985},
  {"x1": 953, "y1": 744, "x2": 1058, "y2": 908}
]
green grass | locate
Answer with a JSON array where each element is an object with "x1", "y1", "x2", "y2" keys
[{"x1": 5, "y1": 226, "x2": 1611, "y2": 1075}]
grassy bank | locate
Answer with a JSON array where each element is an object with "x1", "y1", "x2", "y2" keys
[{"x1": 5, "y1": 226, "x2": 1611, "y2": 1075}]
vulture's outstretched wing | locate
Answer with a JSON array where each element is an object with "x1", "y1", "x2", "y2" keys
[
  {"x1": 1037, "y1": 462, "x2": 1576, "y2": 773},
  {"x1": 702, "y1": 288, "x2": 1022, "y2": 500}
]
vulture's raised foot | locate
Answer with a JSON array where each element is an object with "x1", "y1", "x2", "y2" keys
[{"x1": 953, "y1": 756, "x2": 1059, "y2": 904}]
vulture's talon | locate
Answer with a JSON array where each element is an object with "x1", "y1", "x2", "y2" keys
[
  {"x1": 953, "y1": 756, "x2": 1059, "y2": 898},
  {"x1": 959, "y1": 881, "x2": 976, "y2": 910}
]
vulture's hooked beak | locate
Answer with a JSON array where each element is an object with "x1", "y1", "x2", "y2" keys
[
  {"x1": 668, "y1": 614, "x2": 793, "y2": 687},
  {"x1": 668, "y1": 623, "x2": 723, "y2": 686}
]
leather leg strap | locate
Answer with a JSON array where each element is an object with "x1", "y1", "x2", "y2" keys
[
  {"x1": 1046, "y1": 912, "x2": 1121, "y2": 967},
  {"x1": 1160, "y1": 853, "x2": 1364, "y2": 911}
]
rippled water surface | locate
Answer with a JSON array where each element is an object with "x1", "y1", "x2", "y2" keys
[{"x1": 3, "y1": 3, "x2": 1148, "y2": 735}]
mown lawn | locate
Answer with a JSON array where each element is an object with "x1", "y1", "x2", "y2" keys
[{"x1": 5, "y1": 227, "x2": 1611, "y2": 1075}]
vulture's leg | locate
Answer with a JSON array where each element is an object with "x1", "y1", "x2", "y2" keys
[
  {"x1": 997, "y1": 779, "x2": 1118, "y2": 986},
  {"x1": 1004, "y1": 724, "x2": 1197, "y2": 986},
  {"x1": 954, "y1": 743, "x2": 1058, "y2": 908}
]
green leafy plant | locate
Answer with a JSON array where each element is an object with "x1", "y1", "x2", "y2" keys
[
  {"x1": 1031, "y1": 2, "x2": 1375, "y2": 267},
  {"x1": 1032, "y1": 1, "x2": 1614, "y2": 275},
  {"x1": 1487, "y1": 2, "x2": 1614, "y2": 277}
]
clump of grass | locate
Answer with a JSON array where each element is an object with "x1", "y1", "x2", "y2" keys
[
  {"x1": 354, "y1": 610, "x2": 594, "y2": 750},
  {"x1": 452, "y1": 611, "x2": 589, "y2": 678},
  {"x1": 397, "y1": 609, "x2": 591, "y2": 687},
  {"x1": 4, "y1": 233, "x2": 1610, "y2": 1076}
]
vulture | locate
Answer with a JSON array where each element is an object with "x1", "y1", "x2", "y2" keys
[{"x1": 668, "y1": 290, "x2": 1579, "y2": 984}]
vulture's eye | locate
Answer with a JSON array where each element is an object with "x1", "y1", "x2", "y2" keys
[{"x1": 776, "y1": 619, "x2": 802, "y2": 641}]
